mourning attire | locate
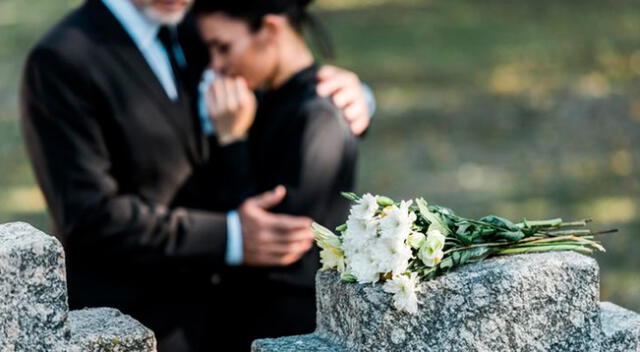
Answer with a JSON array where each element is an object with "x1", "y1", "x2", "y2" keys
[
  {"x1": 20, "y1": 1, "x2": 233, "y2": 350},
  {"x1": 207, "y1": 64, "x2": 358, "y2": 350}
]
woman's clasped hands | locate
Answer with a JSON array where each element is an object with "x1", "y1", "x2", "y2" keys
[{"x1": 207, "y1": 75, "x2": 257, "y2": 145}]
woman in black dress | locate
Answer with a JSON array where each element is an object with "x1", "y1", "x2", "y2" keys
[{"x1": 193, "y1": 0, "x2": 358, "y2": 349}]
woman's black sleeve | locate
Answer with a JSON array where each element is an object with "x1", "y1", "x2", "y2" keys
[{"x1": 274, "y1": 98, "x2": 358, "y2": 225}]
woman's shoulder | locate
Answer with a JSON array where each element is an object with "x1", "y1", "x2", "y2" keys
[
  {"x1": 300, "y1": 94, "x2": 340, "y2": 118},
  {"x1": 300, "y1": 93, "x2": 346, "y2": 127},
  {"x1": 298, "y1": 94, "x2": 356, "y2": 145}
]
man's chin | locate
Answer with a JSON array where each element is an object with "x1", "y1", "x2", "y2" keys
[{"x1": 143, "y1": 7, "x2": 188, "y2": 25}]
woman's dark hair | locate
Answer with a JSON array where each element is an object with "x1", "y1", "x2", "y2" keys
[{"x1": 192, "y1": 0, "x2": 334, "y2": 59}]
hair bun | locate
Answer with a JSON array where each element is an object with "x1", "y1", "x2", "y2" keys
[{"x1": 296, "y1": 0, "x2": 314, "y2": 9}]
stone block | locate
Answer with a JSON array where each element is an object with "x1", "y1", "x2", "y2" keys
[
  {"x1": 0, "y1": 222, "x2": 69, "y2": 352},
  {"x1": 315, "y1": 252, "x2": 601, "y2": 352},
  {"x1": 251, "y1": 334, "x2": 343, "y2": 352},
  {"x1": 600, "y1": 302, "x2": 640, "y2": 352},
  {"x1": 253, "y1": 251, "x2": 625, "y2": 352},
  {"x1": 68, "y1": 308, "x2": 157, "y2": 352},
  {"x1": 0, "y1": 221, "x2": 158, "y2": 351}
]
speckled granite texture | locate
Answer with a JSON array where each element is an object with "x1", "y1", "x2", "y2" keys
[
  {"x1": 68, "y1": 308, "x2": 157, "y2": 352},
  {"x1": 253, "y1": 252, "x2": 640, "y2": 352},
  {"x1": 251, "y1": 334, "x2": 344, "y2": 352},
  {"x1": 0, "y1": 222, "x2": 69, "y2": 352},
  {"x1": 0, "y1": 222, "x2": 157, "y2": 352},
  {"x1": 600, "y1": 302, "x2": 640, "y2": 351}
]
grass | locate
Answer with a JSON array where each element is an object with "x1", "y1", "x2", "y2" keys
[{"x1": 0, "y1": 0, "x2": 638, "y2": 310}]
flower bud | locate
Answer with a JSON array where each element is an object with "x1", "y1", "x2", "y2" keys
[
  {"x1": 407, "y1": 231, "x2": 426, "y2": 249},
  {"x1": 376, "y1": 196, "x2": 395, "y2": 207}
]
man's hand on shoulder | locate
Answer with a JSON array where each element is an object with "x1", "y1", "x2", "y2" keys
[
  {"x1": 237, "y1": 186, "x2": 315, "y2": 267},
  {"x1": 317, "y1": 65, "x2": 372, "y2": 136}
]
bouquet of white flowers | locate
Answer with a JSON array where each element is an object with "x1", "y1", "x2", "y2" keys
[{"x1": 312, "y1": 193, "x2": 616, "y2": 314}]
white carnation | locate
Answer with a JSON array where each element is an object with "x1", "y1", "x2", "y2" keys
[
  {"x1": 342, "y1": 218, "x2": 378, "y2": 270},
  {"x1": 383, "y1": 273, "x2": 421, "y2": 314},
  {"x1": 349, "y1": 251, "x2": 380, "y2": 283},
  {"x1": 350, "y1": 193, "x2": 379, "y2": 220},
  {"x1": 344, "y1": 200, "x2": 419, "y2": 283},
  {"x1": 379, "y1": 200, "x2": 415, "y2": 241}
]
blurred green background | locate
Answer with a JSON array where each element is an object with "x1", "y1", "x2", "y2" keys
[{"x1": 0, "y1": 0, "x2": 638, "y2": 310}]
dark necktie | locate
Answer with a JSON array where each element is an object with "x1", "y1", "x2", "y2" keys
[{"x1": 157, "y1": 26, "x2": 184, "y2": 98}]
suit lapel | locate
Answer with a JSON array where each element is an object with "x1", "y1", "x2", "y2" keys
[{"x1": 85, "y1": 0, "x2": 199, "y2": 163}]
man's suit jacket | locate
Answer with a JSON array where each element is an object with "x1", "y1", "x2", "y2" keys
[
  {"x1": 21, "y1": 2, "x2": 359, "y2": 349},
  {"x1": 20, "y1": 0, "x2": 234, "y2": 316}
]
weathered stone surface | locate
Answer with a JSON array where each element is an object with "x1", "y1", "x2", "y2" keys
[
  {"x1": 251, "y1": 334, "x2": 343, "y2": 352},
  {"x1": 255, "y1": 251, "x2": 639, "y2": 352},
  {"x1": 68, "y1": 308, "x2": 157, "y2": 352},
  {"x1": 0, "y1": 222, "x2": 69, "y2": 352},
  {"x1": 316, "y1": 252, "x2": 601, "y2": 352},
  {"x1": 0, "y1": 221, "x2": 158, "y2": 351},
  {"x1": 600, "y1": 301, "x2": 640, "y2": 352}
]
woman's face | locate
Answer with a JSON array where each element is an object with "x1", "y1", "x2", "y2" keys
[{"x1": 197, "y1": 13, "x2": 277, "y2": 90}]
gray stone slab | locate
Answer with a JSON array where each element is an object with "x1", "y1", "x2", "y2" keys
[
  {"x1": 252, "y1": 333, "x2": 344, "y2": 352},
  {"x1": 600, "y1": 301, "x2": 640, "y2": 352},
  {"x1": 0, "y1": 222, "x2": 69, "y2": 352},
  {"x1": 316, "y1": 252, "x2": 601, "y2": 352},
  {"x1": 68, "y1": 308, "x2": 157, "y2": 352}
]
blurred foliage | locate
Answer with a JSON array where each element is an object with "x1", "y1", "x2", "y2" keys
[{"x1": 0, "y1": 0, "x2": 638, "y2": 310}]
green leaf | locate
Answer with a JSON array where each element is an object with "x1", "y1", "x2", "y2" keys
[
  {"x1": 439, "y1": 257, "x2": 454, "y2": 270},
  {"x1": 451, "y1": 247, "x2": 492, "y2": 266},
  {"x1": 452, "y1": 251, "x2": 462, "y2": 265},
  {"x1": 480, "y1": 215, "x2": 520, "y2": 231},
  {"x1": 496, "y1": 230, "x2": 525, "y2": 241},
  {"x1": 416, "y1": 198, "x2": 451, "y2": 235},
  {"x1": 335, "y1": 223, "x2": 347, "y2": 233},
  {"x1": 466, "y1": 247, "x2": 492, "y2": 262},
  {"x1": 456, "y1": 224, "x2": 471, "y2": 236},
  {"x1": 455, "y1": 231, "x2": 473, "y2": 245}
]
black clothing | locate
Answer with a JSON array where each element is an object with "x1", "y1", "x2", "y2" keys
[
  {"x1": 20, "y1": 1, "x2": 230, "y2": 350},
  {"x1": 209, "y1": 64, "x2": 358, "y2": 350},
  {"x1": 252, "y1": 64, "x2": 357, "y2": 287},
  {"x1": 21, "y1": 0, "x2": 358, "y2": 349},
  {"x1": 157, "y1": 26, "x2": 186, "y2": 95}
]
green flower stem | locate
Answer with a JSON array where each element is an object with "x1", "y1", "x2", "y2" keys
[
  {"x1": 443, "y1": 238, "x2": 538, "y2": 255},
  {"x1": 496, "y1": 245, "x2": 593, "y2": 255},
  {"x1": 524, "y1": 235, "x2": 586, "y2": 244},
  {"x1": 508, "y1": 235, "x2": 604, "y2": 251},
  {"x1": 591, "y1": 229, "x2": 619, "y2": 236},
  {"x1": 537, "y1": 229, "x2": 617, "y2": 238},
  {"x1": 539, "y1": 229, "x2": 592, "y2": 236},
  {"x1": 519, "y1": 218, "x2": 563, "y2": 228},
  {"x1": 443, "y1": 242, "x2": 501, "y2": 255},
  {"x1": 511, "y1": 240, "x2": 601, "y2": 250},
  {"x1": 558, "y1": 220, "x2": 590, "y2": 228}
]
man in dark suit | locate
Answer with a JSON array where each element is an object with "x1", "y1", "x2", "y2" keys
[{"x1": 20, "y1": 0, "x2": 371, "y2": 351}]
